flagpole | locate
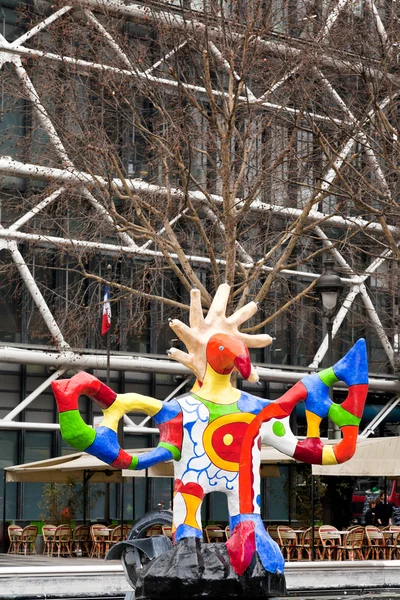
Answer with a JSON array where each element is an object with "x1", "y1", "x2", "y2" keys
[
  {"x1": 105, "y1": 265, "x2": 112, "y2": 525},
  {"x1": 106, "y1": 264, "x2": 112, "y2": 386}
]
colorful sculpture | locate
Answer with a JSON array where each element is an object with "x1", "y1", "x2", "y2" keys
[{"x1": 52, "y1": 284, "x2": 368, "y2": 590}]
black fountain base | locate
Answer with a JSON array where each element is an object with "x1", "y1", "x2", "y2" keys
[{"x1": 134, "y1": 537, "x2": 287, "y2": 600}]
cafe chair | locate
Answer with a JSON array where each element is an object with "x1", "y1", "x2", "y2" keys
[
  {"x1": 42, "y1": 524, "x2": 57, "y2": 556},
  {"x1": 90, "y1": 524, "x2": 110, "y2": 558},
  {"x1": 337, "y1": 527, "x2": 365, "y2": 560},
  {"x1": 17, "y1": 525, "x2": 38, "y2": 555},
  {"x1": 300, "y1": 527, "x2": 323, "y2": 560},
  {"x1": 277, "y1": 526, "x2": 301, "y2": 561},
  {"x1": 318, "y1": 525, "x2": 341, "y2": 561},
  {"x1": 7, "y1": 524, "x2": 23, "y2": 554},
  {"x1": 52, "y1": 524, "x2": 72, "y2": 558},
  {"x1": 365, "y1": 525, "x2": 387, "y2": 560},
  {"x1": 267, "y1": 526, "x2": 280, "y2": 546},
  {"x1": 161, "y1": 525, "x2": 173, "y2": 539},
  {"x1": 225, "y1": 526, "x2": 230, "y2": 540},
  {"x1": 146, "y1": 525, "x2": 162, "y2": 537},
  {"x1": 71, "y1": 524, "x2": 90, "y2": 556},
  {"x1": 205, "y1": 525, "x2": 225, "y2": 543}
]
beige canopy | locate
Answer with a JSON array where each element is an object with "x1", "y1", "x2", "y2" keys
[
  {"x1": 5, "y1": 445, "x2": 298, "y2": 484},
  {"x1": 312, "y1": 436, "x2": 400, "y2": 477}
]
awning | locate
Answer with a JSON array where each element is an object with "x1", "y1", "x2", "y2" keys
[
  {"x1": 312, "y1": 436, "x2": 400, "y2": 477},
  {"x1": 5, "y1": 445, "x2": 298, "y2": 483}
]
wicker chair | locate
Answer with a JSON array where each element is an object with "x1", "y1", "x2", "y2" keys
[
  {"x1": 225, "y1": 525, "x2": 230, "y2": 540},
  {"x1": 318, "y1": 525, "x2": 341, "y2": 561},
  {"x1": 277, "y1": 526, "x2": 300, "y2": 561},
  {"x1": 52, "y1": 524, "x2": 72, "y2": 558},
  {"x1": 161, "y1": 525, "x2": 173, "y2": 539},
  {"x1": 90, "y1": 524, "x2": 110, "y2": 558},
  {"x1": 71, "y1": 524, "x2": 90, "y2": 556},
  {"x1": 337, "y1": 527, "x2": 365, "y2": 560},
  {"x1": 300, "y1": 527, "x2": 323, "y2": 560},
  {"x1": 205, "y1": 525, "x2": 225, "y2": 543},
  {"x1": 17, "y1": 525, "x2": 38, "y2": 555},
  {"x1": 365, "y1": 525, "x2": 386, "y2": 560},
  {"x1": 42, "y1": 524, "x2": 57, "y2": 556},
  {"x1": 7, "y1": 524, "x2": 23, "y2": 554}
]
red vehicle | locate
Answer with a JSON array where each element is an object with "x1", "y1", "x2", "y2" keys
[{"x1": 351, "y1": 478, "x2": 400, "y2": 523}]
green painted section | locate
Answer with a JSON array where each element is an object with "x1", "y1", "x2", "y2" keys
[
  {"x1": 59, "y1": 410, "x2": 96, "y2": 451},
  {"x1": 129, "y1": 455, "x2": 139, "y2": 470},
  {"x1": 319, "y1": 367, "x2": 339, "y2": 387},
  {"x1": 159, "y1": 441, "x2": 181, "y2": 461},
  {"x1": 272, "y1": 421, "x2": 286, "y2": 437},
  {"x1": 192, "y1": 393, "x2": 240, "y2": 422},
  {"x1": 328, "y1": 403, "x2": 360, "y2": 427}
]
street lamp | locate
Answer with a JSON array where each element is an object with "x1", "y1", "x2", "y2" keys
[{"x1": 316, "y1": 258, "x2": 344, "y2": 438}]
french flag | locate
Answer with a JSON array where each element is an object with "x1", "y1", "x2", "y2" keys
[{"x1": 101, "y1": 286, "x2": 111, "y2": 336}]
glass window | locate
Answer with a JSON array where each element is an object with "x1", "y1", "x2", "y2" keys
[{"x1": 0, "y1": 431, "x2": 18, "y2": 521}]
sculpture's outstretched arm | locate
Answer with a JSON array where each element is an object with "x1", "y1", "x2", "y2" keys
[
  {"x1": 238, "y1": 339, "x2": 368, "y2": 515},
  {"x1": 52, "y1": 372, "x2": 182, "y2": 470},
  {"x1": 168, "y1": 283, "x2": 272, "y2": 384}
]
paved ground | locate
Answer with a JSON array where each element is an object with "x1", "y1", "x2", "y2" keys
[{"x1": 0, "y1": 553, "x2": 120, "y2": 567}]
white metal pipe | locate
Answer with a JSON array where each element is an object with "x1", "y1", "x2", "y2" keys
[
  {"x1": 0, "y1": 226, "x2": 356, "y2": 284},
  {"x1": 0, "y1": 43, "x2": 345, "y2": 125},
  {"x1": 9, "y1": 6, "x2": 73, "y2": 49},
  {"x1": 82, "y1": 9, "x2": 132, "y2": 68},
  {"x1": 1, "y1": 156, "x2": 398, "y2": 238},
  {"x1": 0, "y1": 420, "x2": 157, "y2": 432},
  {"x1": 3, "y1": 368, "x2": 66, "y2": 421},
  {"x1": 308, "y1": 283, "x2": 361, "y2": 369},
  {"x1": 72, "y1": 0, "x2": 396, "y2": 83},
  {"x1": 360, "y1": 397, "x2": 400, "y2": 438},
  {"x1": 365, "y1": 0, "x2": 388, "y2": 47},
  {"x1": 7, "y1": 241, "x2": 70, "y2": 350},
  {"x1": 13, "y1": 63, "x2": 72, "y2": 166},
  {"x1": 144, "y1": 41, "x2": 188, "y2": 76},
  {"x1": 9, "y1": 188, "x2": 65, "y2": 232},
  {"x1": 360, "y1": 282, "x2": 395, "y2": 369},
  {"x1": 0, "y1": 345, "x2": 399, "y2": 391},
  {"x1": 316, "y1": 0, "x2": 350, "y2": 43}
]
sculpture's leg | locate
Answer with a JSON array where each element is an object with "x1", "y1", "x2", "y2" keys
[
  {"x1": 173, "y1": 480, "x2": 204, "y2": 542},
  {"x1": 226, "y1": 494, "x2": 284, "y2": 577}
]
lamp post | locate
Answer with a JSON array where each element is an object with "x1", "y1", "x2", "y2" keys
[{"x1": 315, "y1": 258, "x2": 344, "y2": 439}]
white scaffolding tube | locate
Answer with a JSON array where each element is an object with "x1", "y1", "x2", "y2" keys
[
  {"x1": 0, "y1": 345, "x2": 399, "y2": 392},
  {"x1": 360, "y1": 397, "x2": 400, "y2": 438},
  {"x1": 9, "y1": 6, "x2": 73, "y2": 49},
  {"x1": 2, "y1": 368, "x2": 66, "y2": 421},
  {"x1": 9, "y1": 188, "x2": 65, "y2": 232},
  {"x1": 1, "y1": 156, "x2": 398, "y2": 238},
  {"x1": 7, "y1": 241, "x2": 70, "y2": 350},
  {"x1": 0, "y1": 43, "x2": 345, "y2": 126}
]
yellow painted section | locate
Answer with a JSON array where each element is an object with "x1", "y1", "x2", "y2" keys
[
  {"x1": 196, "y1": 365, "x2": 241, "y2": 404},
  {"x1": 322, "y1": 445, "x2": 338, "y2": 465},
  {"x1": 306, "y1": 410, "x2": 321, "y2": 438},
  {"x1": 223, "y1": 433, "x2": 233, "y2": 446},
  {"x1": 182, "y1": 492, "x2": 202, "y2": 529},
  {"x1": 101, "y1": 393, "x2": 163, "y2": 432}
]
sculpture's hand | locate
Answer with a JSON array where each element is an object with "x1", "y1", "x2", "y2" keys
[
  {"x1": 168, "y1": 283, "x2": 272, "y2": 383},
  {"x1": 52, "y1": 372, "x2": 182, "y2": 470}
]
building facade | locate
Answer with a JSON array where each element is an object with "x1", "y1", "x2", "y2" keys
[{"x1": 0, "y1": 0, "x2": 399, "y2": 526}]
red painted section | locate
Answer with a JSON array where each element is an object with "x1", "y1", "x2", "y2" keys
[
  {"x1": 52, "y1": 372, "x2": 101, "y2": 413},
  {"x1": 334, "y1": 426, "x2": 358, "y2": 463},
  {"x1": 93, "y1": 381, "x2": 117, "y2": 409},
  {"x1": 212, "y1": 421, "x2": 248, "y2": 462},
  {"x1": 341, "y1": 384, "x2": 368, "y2": 418},
  {"x1": 226, "y1": 521, "x2": 256, "y2": 576},
  {"x1": 206, "y1": 334, "x2": 250, "y2": 377},
  {"x1": 111, "y1": 448, "x2": 134, "y2": 469},
  {"x1": 276, "y1": 381, "x2": 308, "y2": 415},
  {"x1": 159, "y1": 412, "x2": 183, "y2": 451},
  {"x1": 234, "y1": 355, "x2": 251, "y2": 380},
  {"x1": 293, "y1": 437, "x2": 324, "y2": 464},
  {"x1": 174, "y1": 479, "x2": 205, "y2": 500},
  {"x1": 260, "y1": 403, "x2": 289, "y2": 421}
]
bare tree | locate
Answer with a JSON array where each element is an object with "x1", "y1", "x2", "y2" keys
[{"x1": 0, "y1": 0, "x2": 399, "y2": 373}]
